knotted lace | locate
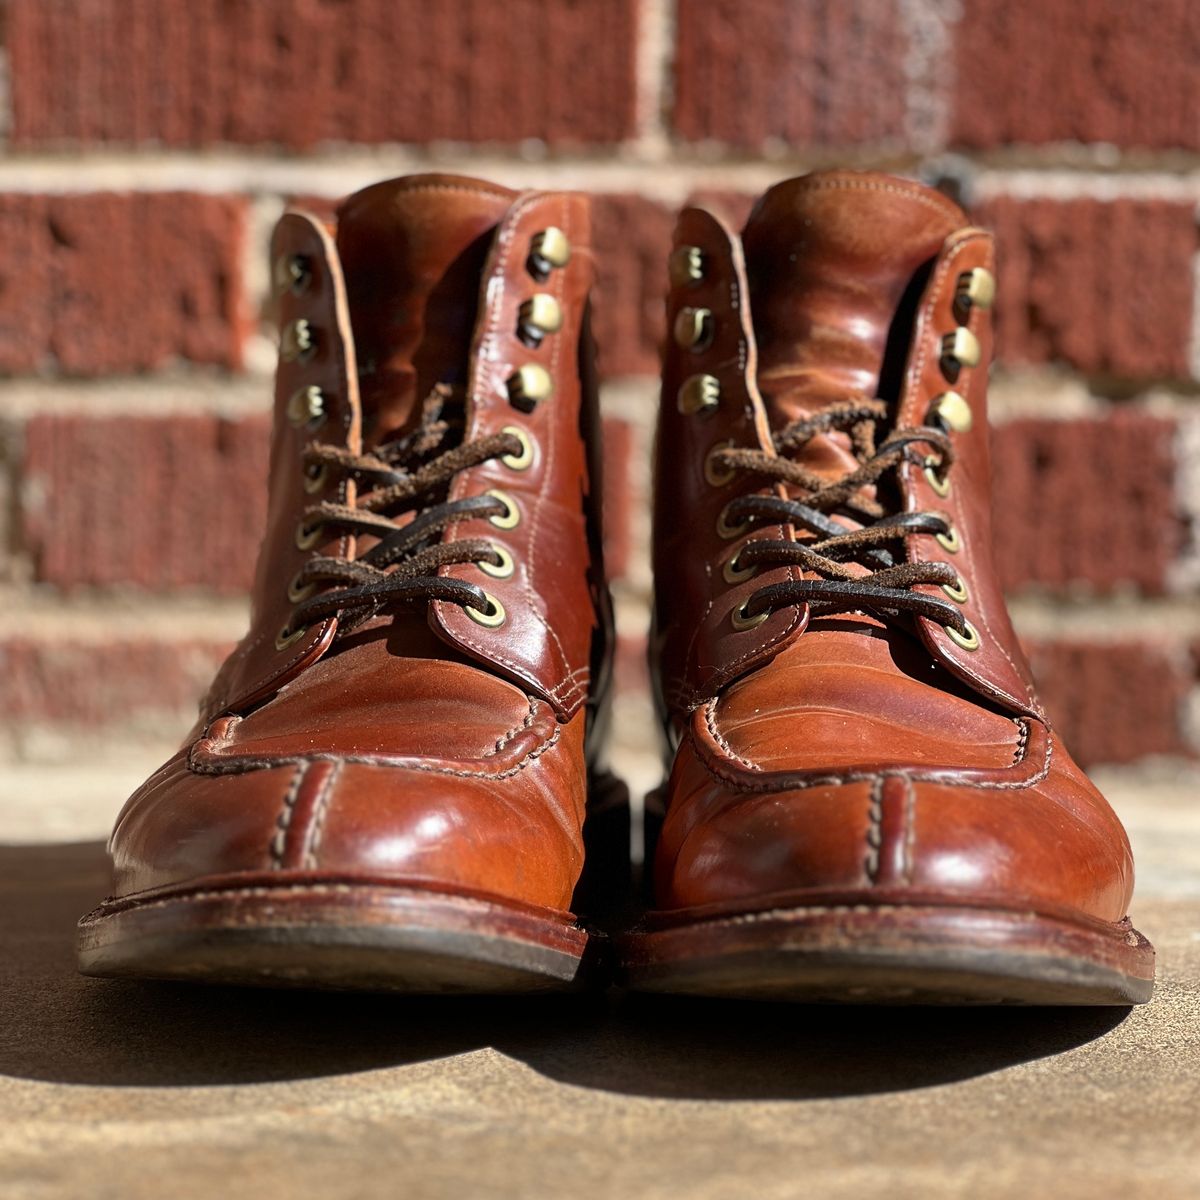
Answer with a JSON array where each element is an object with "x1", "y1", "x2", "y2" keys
[
  {"x1": 287, "y1": 386, "x2": 517, "y2": 636},
  {"x1": 710, "y1": 398, "x2": 971, "y2": 635}
]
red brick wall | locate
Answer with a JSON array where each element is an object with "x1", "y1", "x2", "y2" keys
[{"x1": 1, "y1": 0, "x2": 1197, "y2": 782}]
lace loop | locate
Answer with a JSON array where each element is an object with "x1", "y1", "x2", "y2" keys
[
  {"x1": 714, "y1": 397, "x2": 969, "y2": 637},
  {"x1": 289, "y1": 387, "x2": 521, "y2": 636}
]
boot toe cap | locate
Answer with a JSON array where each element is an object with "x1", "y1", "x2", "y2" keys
[
  {"x1": 656, "y1": 730, "x2": 1134, "y2": 924},
  {"x1": 108, "y1": 727, "x2": 585, "y2": 914}
]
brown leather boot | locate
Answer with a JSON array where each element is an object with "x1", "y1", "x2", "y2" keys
[
  {"x1": 625, "y1": 169, "x2": 1154, "y2": 1004},
  {"x1": 77, "y1": 174, "x2": 626, "y2": 993}
]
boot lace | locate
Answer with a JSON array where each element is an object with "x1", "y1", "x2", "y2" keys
[
  {"x1": 710, "y1": 398, "x2": 971, "y2": 637},
  {"x1": 284, "y1": 386, "x2": 519, "y2": 639}
]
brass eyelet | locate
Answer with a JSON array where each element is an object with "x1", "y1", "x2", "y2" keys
[
  {"x1": 295, "y1": 519, "x2": 323, "y2": 550},
  {"x1": 940, "y1": 327, "x2": 981, "y2": 377},
  {"x1": 928, "y1": 390, "x2": 972, "y2": 434},
  {"x1": 923, "y1": 457, "x2": 952, "y2": 499},
  {"x1": 704, "y1": 440, "x2": 737, "y2": 487},
  {"x1": 528, "y1": 227, "x2": 570, "y2": 279},
  {"x1": 274, "y1": 623, "x2": 309, "y2": 651},
  {"x1": 467, "y1": 593, "x2": 507, "y2": 628},
  {"x1": 518, "y1": 293, "x2": 563, "y2": 346},
  {"x1": 673, "y1": 306, "x2": 715, "y2": 352},
  {"x1": 302, "y1": 462, "x2": 329, "y2": 494},
  {"x1": 731, "y1": 600, "x2": 770, "y2": 631},
  {"x1": 941, "y1": 577, "x2": 969, "y2": 604},
  {"x1": 716, "y1": 503, "x2": 749, "y2": 540},
  {"x1": 507, "y1": 363, "x2": 554, "y2": 412},
  {"x1": 678, "y1": 373, "x2": 720, "y2": 416},
  {"x1": 935, "y1": 523, "x2": 961, "y2": 554},
  {"x1": 280, "y1": 318, "x2": 315, "y2": 363},
  {"x1": 478, "y1": 545, "x2": 515, "y2": 580},
  {"x1": 669, "y1": 245, "x2": 704, "y2": 287},
  {"x1": 500, "y1": 426, "x2": 534, "y2": 471},
  {"x1": 287, "y1": 571, "x2": 316, "y2": 603},
  {"x1": 486, "y1": 489, "x2": 520, "y2": 530},
  {"x1": 946, "y1": 620, "x2": 980, "y2": 652},
  {"x1": 955, "y1": 267, "x2": 995, "y2": 313},
  {"x1": 723, "y1": 554, "x2": 757, "y2": 584},
  {"x1": 287, "y1": 385, "x2": 326, "y2": 428},
  {"x1": 273, "y1": 253, "x2": 311, "y2": 296}
]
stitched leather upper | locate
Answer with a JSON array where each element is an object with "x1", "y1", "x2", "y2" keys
[
  {"x1": 650, "y1": 170, "x2": 1136, "y2": 928},
  {"x1": 105, "y1": 175, "x2": 609, "y2": 915}
]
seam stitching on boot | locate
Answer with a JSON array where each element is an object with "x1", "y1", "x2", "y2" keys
[{"x1": 269, "y1": 764, "x2": 307, "y2": 869}]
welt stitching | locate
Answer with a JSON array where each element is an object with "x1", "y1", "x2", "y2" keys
[
  {"x1": 864, "y1": 776, "x2": 884, "y2": 883},
  {"x1": 492, "y1": 697, "x2": 539, "y2": 754},
  {"x1": 193, "y1": 724, "x2": 561, "y2": 780},
  {"x1": 302, "y1": 760, "x2": 341, "y2": 870},
  {"x1": 690, "y1": 722, "x2": 1054, "y2": 795},
  {"x1": 269, "y1": 764, "x2": 307, "y2": 869},
  {"x1": 1011, "y1": 718, "x2": 1031, "y2": 766},
  {"x1": 663, "y1": 902, "x2": 1045, "y2": 933},
  {"x1": 902, "y1": 776, "x2": 917, "y2": 886},
  {"x1": 93, "y1": 882, "x2": 579, "y2": 921},
  {"x1": 703, "y1": 699, "x2": 762, "y2": 772}
]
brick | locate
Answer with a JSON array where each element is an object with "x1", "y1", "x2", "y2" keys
[
  {"x1": 0, "y1": 636, "x2": 230, "y2": 725},
  {"x1": 8, "y1": 0, "x2": 637, "y2": 149},
  {"x1": 0, "y1": 192, "x2": 249, "y2": 376},
  {"x1": 991, "y1": 413, "x2": 1182, "y2": 594},
  {"x1": 976, "y1": 196, "x2": 1196, "y2": 380},
  {"x1": 591, "y1": 195, "x2": 673, "y2": 378},
  {"x1": 953, "y1": 0, "x2": 1200, "y2": 152},
  {"x1": 673, "y1": 0, "x2": 909, "y2": 147},
  {"x1": 18, "y1": 411, "x2": 637, "y2": 592},
  {"x1": 1027, "y1": 638, "x2": 1195, "y2": 768},
  {"x1": 21, "y1": 414, "x2": 270, "y2": 592}
]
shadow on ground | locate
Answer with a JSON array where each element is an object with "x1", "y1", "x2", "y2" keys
[{"x1": 0, "y1": 842, "x2": 1127, "y2": 1100}]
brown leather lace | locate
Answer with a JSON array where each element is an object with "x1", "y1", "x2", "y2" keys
[
  {"x1": 710, "y1": 398, "x2": 971, "y2": 635},
  {"x1": 286, "y1": 387, "x2": 519, "y2": 636}
]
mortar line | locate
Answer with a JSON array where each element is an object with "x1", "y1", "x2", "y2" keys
[
  {"x1": 899, "y1": 0, "x2": 962, "y2": 156},
  {"x1": 631, "y1": 0, "x2": 674, "y2": 159},
  {"x1": 6, "y1": 153, "x2": 1200, "y2": 204}
]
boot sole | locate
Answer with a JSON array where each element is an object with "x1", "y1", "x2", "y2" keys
[
  {"x1": 619, "y1": 903, "x2": 1155, "y2": 1005},
  {"x1": 78, "y1": 880, "x2": 595, "y2": 994}
]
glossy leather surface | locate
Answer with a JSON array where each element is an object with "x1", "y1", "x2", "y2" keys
[
  {"x1": 651, "y1": 170, "x2": 1137, "y2": 930},
  {"x1": 435, "y1": 190, "x2": 601, "y2": 718},
  {"x1": 653, "y1": 207, "x2": 807, "y2": 712},
  {"x1": 105, "y1": 175, "x2": 610, "y2": 917}
]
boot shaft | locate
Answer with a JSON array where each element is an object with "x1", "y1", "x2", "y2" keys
[
  {"x1": 202, "y1": 175, "x2": 613, "y2": 726},
  {"x1": 652, "y1": 169, "x2": 1040, "y2": 730}
]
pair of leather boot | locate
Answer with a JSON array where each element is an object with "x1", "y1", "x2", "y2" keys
[{"x1": 77, "y1": 170, "x2": 1155, "y2": 1005}]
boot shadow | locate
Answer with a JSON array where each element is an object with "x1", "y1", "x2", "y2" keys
[{"x1": 0, "y1": 842, "x2": 1127, "y2": 1097}]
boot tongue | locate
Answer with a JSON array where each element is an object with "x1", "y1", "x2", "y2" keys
[
  {"x1": 742, "y1": 172, "x2": 967, "y2": 475},
  {"x1": 335, "y1": 174, "x2": 518, "y2": 447}
]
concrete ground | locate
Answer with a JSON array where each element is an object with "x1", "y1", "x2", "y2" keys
[{"x1": 2, "y1": 748, "x2": 1198, "y2": 1200}]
